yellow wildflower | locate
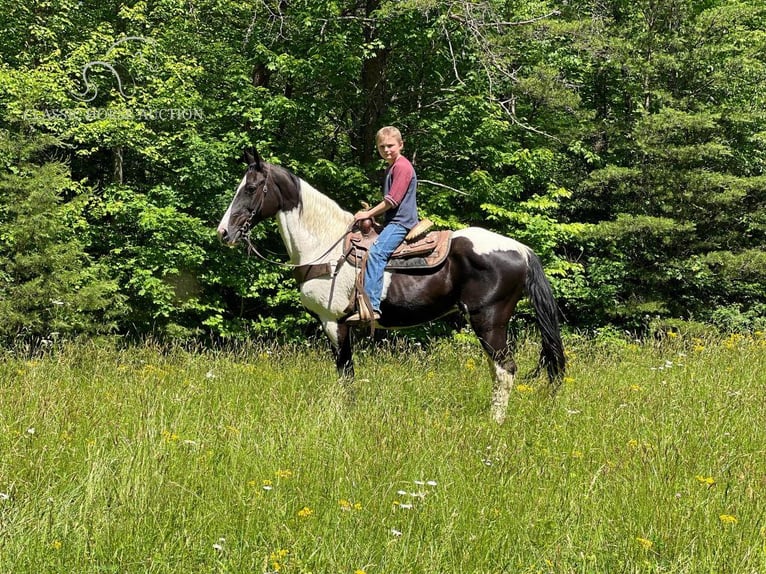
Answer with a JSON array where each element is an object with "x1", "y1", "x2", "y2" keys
[
  {"x1": 275, "y1": 469, "x2": 293, "y2": 479},
  {"x1": 269, "y1": 549, "x2": 289, "y2": 572},
  {"x1": 297, "y1": 506, "x2": 313, "y2": 518},
  {"x1": 161, "y1": 429, "x2": 179, "y2": 443},
  {"x1": 695, "y1": 475, "x2": 715, "y2": 486},
  {"x1": 719, "y1": 514, "x2": 737, "y2": 524},
  {"x1": 51, "y1": 540, "x2": 62, "y2": 551},
  {"x1": 515, "y1": 384, "x2": 534, "y2": 393},
  {"x1": 339, "y1": 499, "x2": 363, "y2": 512},
  {"x1": 636, "y1": 537, "x2": 653, "y2": 550}
]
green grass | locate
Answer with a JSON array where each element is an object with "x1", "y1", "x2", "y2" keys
[{"x1": 1, "y1": 332, "x2": 765, "y2": 573}]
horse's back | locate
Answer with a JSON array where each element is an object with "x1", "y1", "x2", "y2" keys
[
  {"x1": 448, "y1": 228, "x2": 529, "y2": 302},
  {"x1": 452, "y1": 227, "x2": 531, "y2": 262}
]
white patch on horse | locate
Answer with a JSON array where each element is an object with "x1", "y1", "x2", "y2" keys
[
  {"x1": 320, "y1": 317, "x2": 341, "y2": 347},
  {"x1": 454, "y1": 227, "x2": 530, "y2": 260},
  {"x1": 301, "y1": 271, "x2": 357, "y2": 316},
  {"x1": 270, "y1": 179, "x2": 358, "y2": 316},
  {"x1": 276, "y1": 180, "x2": 354, "y2": 264},
  {"x1": 380, "y1": 273, "x2": 393, "y2": 304}
]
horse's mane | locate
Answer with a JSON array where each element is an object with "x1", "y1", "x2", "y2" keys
[
  {"x1": 294, "y1": 177, "x2": 354, "y2": 238},
  {"x1": 269, "y1": 164, "x2": 353, "y2": 258}
]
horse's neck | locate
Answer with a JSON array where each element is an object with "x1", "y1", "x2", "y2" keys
[{"x1": 276, "y1": 179, "x2": 353, "y2": 264}]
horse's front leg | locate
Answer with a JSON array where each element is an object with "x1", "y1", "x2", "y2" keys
[{"x1": 322, "y1": 319, "x2": 354, "y2": 381}]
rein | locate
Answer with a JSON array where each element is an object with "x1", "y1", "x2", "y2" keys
[
  {"x1": 243, "y1": 224, "x2": 353, "y2": 271},
  {"x1": 235, "y1": 164, "x2": 356, "y2": 282}
]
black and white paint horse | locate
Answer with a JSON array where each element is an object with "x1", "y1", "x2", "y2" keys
[{"x1": 218, "y1": 152, "x2": 565, "y2": 423}]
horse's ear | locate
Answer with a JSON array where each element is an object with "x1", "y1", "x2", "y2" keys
[{"x1": 243, "y1": 148, "x2": 262, "y2": 170}]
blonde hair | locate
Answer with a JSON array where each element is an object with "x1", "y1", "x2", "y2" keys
[{"x1": 375, "y1": 126, "x2": 403, "y2": 144}]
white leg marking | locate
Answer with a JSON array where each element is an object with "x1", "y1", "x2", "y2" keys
[
  {"x1": 321, "y1": 318, "x2": 340, "y2": 348},
  {"x1": 490, "y1": 362, "x2": 515, "y2": 424}
]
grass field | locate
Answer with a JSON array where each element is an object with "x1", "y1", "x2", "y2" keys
[{"x1": 1, "y1": 331, "x2": 765, "y2": 573}]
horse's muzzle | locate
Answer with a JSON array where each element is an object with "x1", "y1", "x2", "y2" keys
[{"x1": 217, "y1": 226, "x2": 239, "y2": 246}]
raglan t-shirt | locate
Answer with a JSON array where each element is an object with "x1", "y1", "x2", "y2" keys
[{"x1": 383, "y1": 155, "x2": 418, "y2": 230}]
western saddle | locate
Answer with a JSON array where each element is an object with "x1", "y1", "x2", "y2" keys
[{"x1": 291, "y1": 216, "x2": 452, "y2": 328}]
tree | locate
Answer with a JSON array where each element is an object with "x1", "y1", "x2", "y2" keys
[
  {"x1": 0, "y1": 131, "x2": 122, "y2": 344},
  {"x1": 563, "y1": 0, "x2": 766, "y2": 330}
]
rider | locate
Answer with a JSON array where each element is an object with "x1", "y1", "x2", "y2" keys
[{"x1": 346, "y1": 126, "x2": 419, "y2": 323}]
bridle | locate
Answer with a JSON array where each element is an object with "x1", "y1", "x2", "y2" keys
[{"x1": 237, "y1": 165, "x2": 271, "y2": 241}]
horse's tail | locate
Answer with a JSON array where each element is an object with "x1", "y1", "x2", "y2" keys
[{"x1": 525, "y1": 251, "x2": 566, "y2": 389}]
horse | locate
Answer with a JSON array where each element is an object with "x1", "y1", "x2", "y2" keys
[{"x1": 217, "y1": 151, "x2": 565, "y2": 423}]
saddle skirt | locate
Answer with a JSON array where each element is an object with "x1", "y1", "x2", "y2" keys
[{"x1": 344, "y1": 227, "x2": 452, "y2": 270}]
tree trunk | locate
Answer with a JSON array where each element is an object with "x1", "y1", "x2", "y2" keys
[{"x1": 352, "y1": 0, "x2": 388, "y2": 167}]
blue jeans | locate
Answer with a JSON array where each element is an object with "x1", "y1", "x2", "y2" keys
[{"x1": 364, "y1": 223, "x2": 407, "y2": 312}]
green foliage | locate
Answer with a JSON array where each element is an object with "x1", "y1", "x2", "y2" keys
[
  {"x1": 0, "y1": 133, "x2": 121, "y2": 343},
  {"x1": 0, "y1": 0, "x2": 764, "y2": 342},
  {"x1": 86, "y1": 185, "x2": 218, "y2": 338},
  {"x1": 564, "y1": 0, "x2": 766, "y2": 330}
]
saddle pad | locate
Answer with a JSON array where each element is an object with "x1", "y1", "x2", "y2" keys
[{"x1": 345, "y1": 230, "x2": 452, "y2": 271}]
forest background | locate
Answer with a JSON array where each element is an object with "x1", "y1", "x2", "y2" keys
[{"x1": 1, "y1": 0, "x2": 764, "y2": 345}]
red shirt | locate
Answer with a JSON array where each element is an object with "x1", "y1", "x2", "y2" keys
[
  {"x1": 382, "y1": 155, "x2": 418, "y2": 229},
  {"x1": 384, "y1": 155, "x2": 415, "y2": 206}
]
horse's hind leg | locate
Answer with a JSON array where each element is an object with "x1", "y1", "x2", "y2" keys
[{"x1": 469, "y1": 311, "x2": 517, "y2": 424}]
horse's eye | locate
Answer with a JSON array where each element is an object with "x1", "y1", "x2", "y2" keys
[{"x1": 245, "y1": 185, "x2": 257, "y2": 194}]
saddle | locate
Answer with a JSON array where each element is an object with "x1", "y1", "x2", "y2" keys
[
  {"x1": 291, "y1": 218, "x2": 451, "y2": 289},
  {"x1": 344, "y1": 219, "x2": 452, "y2": 271},
  {"x1": 340, "y1": 219, "x2": 452, "y2": 330}
]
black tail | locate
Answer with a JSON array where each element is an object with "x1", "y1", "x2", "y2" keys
[{"x1": 525, "y1": 252, "x2": 566, "y2": 389}]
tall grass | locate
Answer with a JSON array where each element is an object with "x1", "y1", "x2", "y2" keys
[{"x1": 1, "y1": 332, "x2": 765, "y2": 573}]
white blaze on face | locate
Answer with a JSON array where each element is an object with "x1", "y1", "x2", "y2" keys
[
  {"x1": 453, "y1": 227, "x2": 530, "y2": 260},
  {"x1": 217, "y1": 174, "x2": 247, "y2": 239}
]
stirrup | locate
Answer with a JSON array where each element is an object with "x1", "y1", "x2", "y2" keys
[{"x1": 345, "y1": 310, "x2": 380, "y2": 324}]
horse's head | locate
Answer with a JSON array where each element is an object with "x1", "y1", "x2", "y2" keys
[{"x1": 217, "y1": 150, "x2": 300, "y2": 245}]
